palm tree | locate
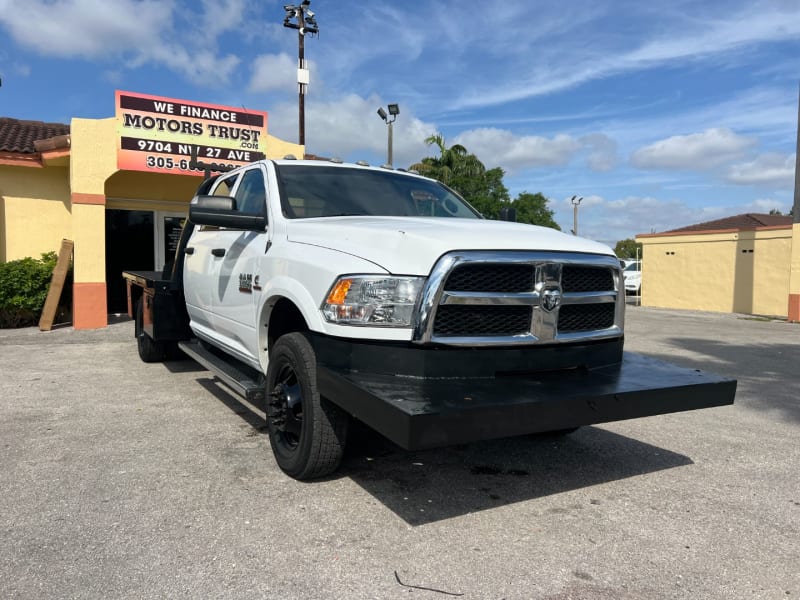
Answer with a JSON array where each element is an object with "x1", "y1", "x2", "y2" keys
[{"x1": 410, "y1": 133, "x2": 486, "y2": 185}]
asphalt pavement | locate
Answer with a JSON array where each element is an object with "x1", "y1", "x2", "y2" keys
[{"x1": 0, "y1": 306, "x2": 798, "y2": 599}]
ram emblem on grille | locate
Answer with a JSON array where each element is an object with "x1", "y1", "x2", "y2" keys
[{"x1": 541, "y1": 288, "x2": 562, "y2": 312}]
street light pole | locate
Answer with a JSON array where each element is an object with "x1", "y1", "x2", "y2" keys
[
  {"x1": 571, "y1": 195, "x2": 583, "y2": 236},
  {"x1": 376, "y1": 104, "x2": 399, "y2": 166},
  {"x1": 283, "y1": 1, "x2": 318, "y2": 147}
]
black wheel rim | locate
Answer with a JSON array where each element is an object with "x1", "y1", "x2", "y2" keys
[{"x1": 269, "y1": 362, "x2": 304, "y2": 450}]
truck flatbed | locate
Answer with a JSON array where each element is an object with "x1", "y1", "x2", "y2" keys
[
  {"x1": 318, "y1": 352, "x2": 736, "y2": 450},
  {"x1": 122, "y1": 270, "x2": 171, "y2": 290}
]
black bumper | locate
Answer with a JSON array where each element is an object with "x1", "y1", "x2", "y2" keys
[{"x1": 315, "y1": 341, "x2": 736, "y2": 450}]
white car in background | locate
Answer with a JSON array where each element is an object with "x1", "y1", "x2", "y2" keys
[{"x1": 623, "y1": 261, "x2": 642, "y2": 295}]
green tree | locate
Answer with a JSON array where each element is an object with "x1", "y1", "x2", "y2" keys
[
  {"x1": 455, "y1": 166, "x2": 510, "y2": 218},
  {"x1": 614, "y1": 238, "x2": 643, "y2": 259},
  {"x1": 510, "y1": 192, "x2": 561, "y2": 229},
  {"x1": 410, "y1": 133, "x2": 485, "y2": 185},
  {"x1": 0, "y1": 251, "x2": 59, "y2": 328},
  {"x1": 410, "y1": 134, "x2": 510, "y2": 217}
]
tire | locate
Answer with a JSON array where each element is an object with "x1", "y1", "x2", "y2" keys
[
  {"x1": 265, "y1": 333, "x2": 348, "y2": 480},
  {"x1": 135, "y1": 297, "x2": 167, "y2": 363}
]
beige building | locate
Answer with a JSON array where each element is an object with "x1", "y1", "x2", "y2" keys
[
  {"x1": 1, "y1": 91, "x2": 303, "y2": 329},
  {"x1": 637, "y1": 213, "x2": 796, "y2": 318}
]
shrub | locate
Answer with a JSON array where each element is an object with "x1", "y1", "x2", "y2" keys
[{"x1": 0, "y1": 252, "x2": 60, "y2": 328}]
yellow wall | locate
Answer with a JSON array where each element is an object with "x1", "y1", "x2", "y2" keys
[
  {"x1": 69, "y1": 118, "x2": 117, "y2": 286},
  {"x1": 70, "y1": 118, "x2": 117, "y2": 196},
  {"x1": 639, "y1": 228, "x2": 793, "y2": 317},
  {"x1": 751, "y1": 229, "x2": 792, "y2": 316},
  {"x1": 789, "y1": 223, "x2": 800, "y2": 321},
  {"x1": 0, "y1": 164, "x2": 71, "y2": 262},
  {"x1": 106, "y1": 170, "x2": 200, "y2": 206},
  {"x1": 265, "y1": 134, "x2": 304, "y2": 160}
]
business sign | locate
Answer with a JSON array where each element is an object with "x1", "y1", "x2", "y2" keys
[{"x1": 115, "y1": 90, "x2": 268, "y2": 175}]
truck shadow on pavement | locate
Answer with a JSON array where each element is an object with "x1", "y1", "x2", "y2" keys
[
  {"x1": 194, "y1": 377, "x2": 268, "y2": 431},
  {"x1": 340, "y1": 424, "x2": 691, "y2": 526},
  {"x1": 186, "y1": 372, "x2": 693, "y2": 527},
  {"x1": 643, "y1": 337, "x2": 800, "y2": 423}
]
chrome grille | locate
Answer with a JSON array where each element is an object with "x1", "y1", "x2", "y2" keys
[
  {"x1": 562, "y1": 266, "x2": 614, "y2": 292},
  {"x1": 444, "y1": 264, "x2": 534, "y2": 293},
  {"x1": 433, "y1": 305, "x2": 531, "y2": 336},
  {"x1": 558, "y1": 303, "x2": 616, "y2": 332},
  {"x1": 412, "y1": 251, "x2": 623, "y2": 346}
]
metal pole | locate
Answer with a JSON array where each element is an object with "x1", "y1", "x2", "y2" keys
[
  {"x1": 794, "y1": 81, "x2": 800, "y2": 223},
  {"x1": 387, "y1": 120, "x2": 393, "y2": 166},
  {"x1": 573, "y1": 202, "x2": 578, "y2": 236},
  {"x1": 298, "y1": 29, "x2": 305, "y2": 147}
]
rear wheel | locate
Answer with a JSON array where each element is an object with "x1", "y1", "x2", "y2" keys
[
  {"x1": 135, "y1": 297, "x2": 167, "y2": 363},
  {"x1": 265, "y1": 333, "x2": 348, "y2": 479}
]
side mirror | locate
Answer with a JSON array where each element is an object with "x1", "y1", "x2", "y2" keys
[{"x1": 189, "y1": 195, "x2": 267, "y2": 230}]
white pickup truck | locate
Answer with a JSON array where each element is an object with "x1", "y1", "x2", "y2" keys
[{"x1": 123, "y1": 158, "x2": 735, "y2": 479}]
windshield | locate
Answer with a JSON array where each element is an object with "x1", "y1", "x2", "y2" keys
[
  {"x1": 624, "y1": 262, "x2": 641, "y2": 271},
  {"x1": 274, "y1": 165, "x2": 482, "y2": 219}
]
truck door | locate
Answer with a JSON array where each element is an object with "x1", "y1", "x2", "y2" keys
[
  {"x1": 183, "y1": 171, "x2": 241, "y2": 338},
  {"x1": 209, "y1": 165, "x2": 271, "y2": 368}
]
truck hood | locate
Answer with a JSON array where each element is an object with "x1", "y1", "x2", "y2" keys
[{"x1": 285, "y1": 217, "x2": 614, "y2": 275}]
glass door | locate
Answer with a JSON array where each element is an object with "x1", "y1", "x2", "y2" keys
[{"x1": 155, "y1": 211, "x2": 188, "y2": 272}]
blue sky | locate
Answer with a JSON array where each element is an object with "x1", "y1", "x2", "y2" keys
[{"x1": 1, "y1": 0, "x2": 798, "y2": 245}]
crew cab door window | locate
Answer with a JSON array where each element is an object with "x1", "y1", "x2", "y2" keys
[
  {"x1": 212, "y1": 172, "x2": 239, "y2": 198},
  {"x1": 234, "y1": 168, "x2": 268, "y2": 220}
]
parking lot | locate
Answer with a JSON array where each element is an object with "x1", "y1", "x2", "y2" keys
[{"x1": 1, "y1": 306, "x2": 798, "y2": 599}]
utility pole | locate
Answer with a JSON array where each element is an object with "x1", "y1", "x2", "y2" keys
[
  {"x1": 788, "y1": 82, "x2": 800, "y2": 321},
  {"x1": 571, "y1": 195, "x2": 583, "y2": 236},
  {"x1": 283, "y1": 1, "x2": 318, "y2": 147},
  {"x1": 376, "y1": 104, "x2": 400, "y2": 166},
  {"x1": 794, "y1": 82, "x2": 800, "y2": 225}
]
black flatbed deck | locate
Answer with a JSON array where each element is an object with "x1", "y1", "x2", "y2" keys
[
  {"x1": 319, "y1": 352, "x2": 736, "y2": 450},
  {"x1": 122, "y1": 270, "x2": 171, "y2": 291}
]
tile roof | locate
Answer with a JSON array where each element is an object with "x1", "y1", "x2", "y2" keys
[
  {"x1": 663, "y1": 213, "x2": 793, "y2": 234},
  {"x1": 0, "y1": 117, "x2": 70, "y2": 154}
]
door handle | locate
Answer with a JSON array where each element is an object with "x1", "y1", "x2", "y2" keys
[
  {"x1": 211, "y1": 248, "x2": 226, "y2": 257},
  {"x1": 184, "y1": 247, "x2": 195, "y2": 255}
]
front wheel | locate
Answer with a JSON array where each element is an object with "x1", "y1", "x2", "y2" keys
[{"x1": 265, "y1": 333, "x2": 348, "y2": 480}]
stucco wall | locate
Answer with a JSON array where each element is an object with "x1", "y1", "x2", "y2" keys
[
  {"x1": 70, "y1": 118, "x2": 117, "y2": 197},
  {"x1": 0, "y1": 164, "x2": 71, "y2": 262},
  {"x1": 639, "y1": 227, "x2": 792, "y2": 317},
  {"x1": 751, "y1": 229, "x2": 792, "y2": 316},
  {"x1": 264, "y1": 134, "x2": 304, "y2": 160}
]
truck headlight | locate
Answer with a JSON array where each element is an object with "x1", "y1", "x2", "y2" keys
[{"x1": 322, "y1": 276, "x2": 425, "y2": 327}]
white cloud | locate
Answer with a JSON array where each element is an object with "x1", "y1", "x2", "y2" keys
[
  {"x1": 451, "y1": 3, "x2": 800, "y2": 110},
  {"x1": 266, "y1": 94, "x2": 435, "y2": 167},
  {"x1": 630, "y1": 128, "x2": 755, "y2": 170},
  {"x1": 0, "y1": 0, "x2": 241, "y2": 84},
  {"x1": 747, "y1": 198, "x2": 793, "y2": 214},
  {"x1": 726, "y1": 153, "x2": 796, "y2": 187},
  {"x1": 580, "y1": 134, "x2": 617, "y2": 172},
  {"x1": 550, "y1": 194, "x2": 695, "y2": 245},
  {"x1": 0, "y1": 0, "x2": 171, "y2": 58},
  {"x1": 549, "y1": 192, "x2": 796, "y2": 246},
  {"x1": 453, "y1": 128, "x2": 582, "y2": 171},
  {"x1": 249, "y1": 53, "x2": 301, "y2": 93}
]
